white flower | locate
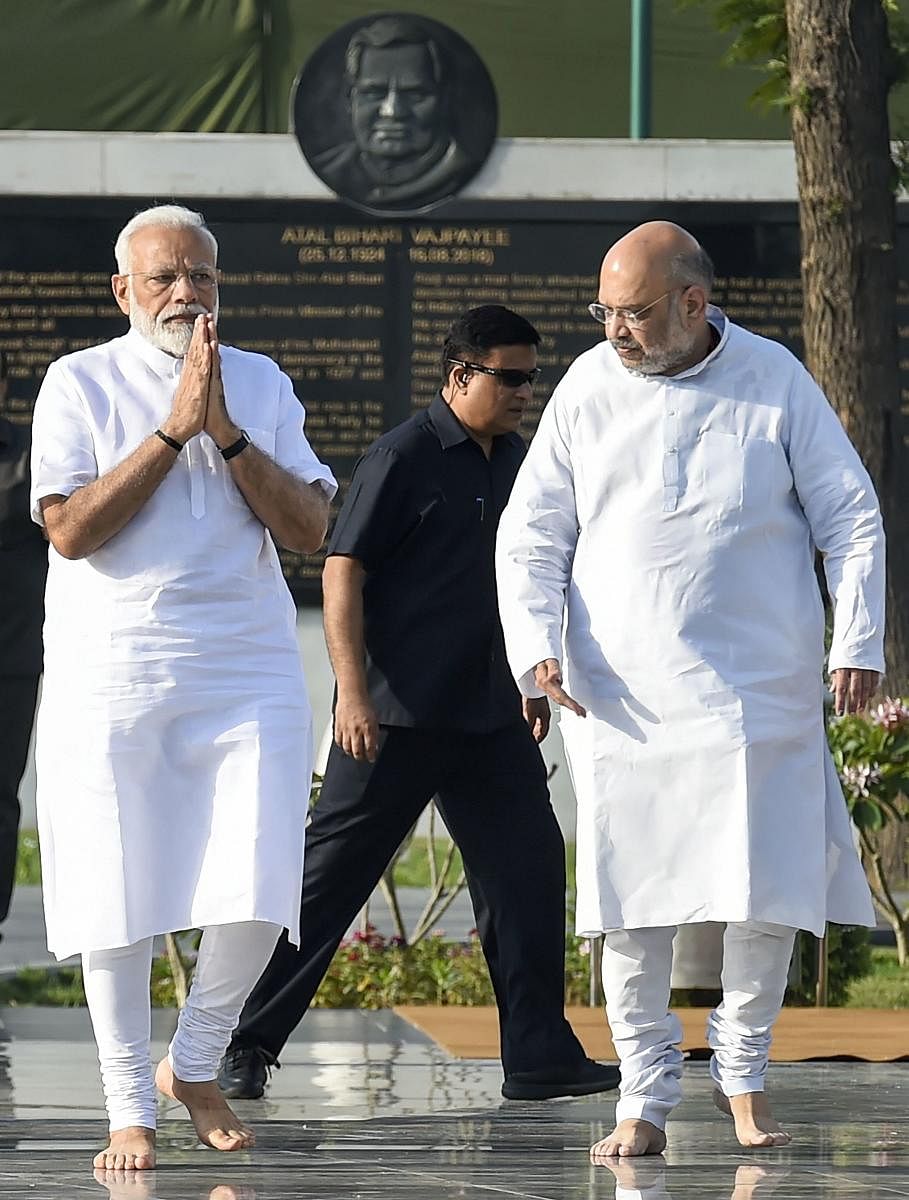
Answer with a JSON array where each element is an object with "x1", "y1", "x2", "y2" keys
[{"x1": 841, "y1": 762, "x2": 883, "y2": 799}]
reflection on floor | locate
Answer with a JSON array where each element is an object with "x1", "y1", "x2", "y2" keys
[{"x1": 0, "y1": 1007, "x2": 906, "y2": 1198}]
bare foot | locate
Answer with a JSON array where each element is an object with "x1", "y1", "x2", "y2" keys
[
  {"x1": 713, "y1": 1088, "x2": 791, "y2": 1147},
  {"x1": 731, "y1": 1164, "x2": 792, "y2": 1198},
  {"x1": 155, "y1": 1057, "x2": 254, "y2": 1152},
  {"x1": 91, "y1": 1127, "x2": 156, "y2": 1171},
  {"x1": 590, "y1": 1118, "x2": 667, "y2": 1160},
  {"x1": 597, "y1": 1158, "x2": 667, "y2": 1189},
  {"x1": 92, "y1": 1167, "x2": 157, "y2": 1196}
]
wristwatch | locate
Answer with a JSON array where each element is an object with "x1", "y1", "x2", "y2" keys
[{"x1": 220, "y1": 430, "x2": 250, "y2": 461}]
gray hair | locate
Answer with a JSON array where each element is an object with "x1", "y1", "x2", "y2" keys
[
  {"x1": 114, "y1": 205, "x2": 218, "y2": 274},
  {"x1": 668, "y1": 244, "x2": 714, "y2": 296}
]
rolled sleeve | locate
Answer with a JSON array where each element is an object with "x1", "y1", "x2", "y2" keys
[
  {"x1": 29, "y1": 361, "x2": 98, "y2": 526},
  {"x1": 274, "y1": 373, "x2": 337, "y2": 500}
]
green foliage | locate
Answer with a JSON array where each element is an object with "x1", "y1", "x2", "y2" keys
[
  {"x1": 827, "y1": 700, "x2": 909, "y2": 834},
  {"x1": 679, "y1": 0, "x2": 790, "y2": 107},
  {"x1": 392, "y1": 838, "x2": 465, "y2": 889},
  {"x1": 0, "y1": 966, "x2": 85, "y2": 1007},
  {"x1": 845, "y1": 946, "x2": 909, "y2": 1006},
  {"x1": 312, "y1": 926, "x2": 594, "y2": 1009},
  {"x1": 14, "y1": 830, "x2": 41, "y2": 886},
  {"x1": 826, "y1": 699, "x2": 909, "y2": 961},
  {"x1": 787, "y1": 925, "x2": 873, "y2": 1006},
  {"x1": 682, "y1": 0, "x2": 909, "y2": 113}
]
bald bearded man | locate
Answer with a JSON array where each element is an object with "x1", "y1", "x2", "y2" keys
[{"x1": 496, "y1": 222, "x2": 883, "y2": 1157}]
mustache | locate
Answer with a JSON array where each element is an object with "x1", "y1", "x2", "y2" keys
[
  {"x1": 158, "y1": 303, "x2": 208, "y2": 325},
  {"x1": 610, "y1": 337, "x2": 639, "y2": 350}
]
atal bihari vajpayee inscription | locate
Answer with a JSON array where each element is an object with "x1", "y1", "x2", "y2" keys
[{"x1": 292, "y1": 13, "x2": 497, "y2": 216}]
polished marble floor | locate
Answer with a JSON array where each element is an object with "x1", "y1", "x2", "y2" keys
[{"x1": 0, "y1": 1006, "x2": 907, "y2": 1198}]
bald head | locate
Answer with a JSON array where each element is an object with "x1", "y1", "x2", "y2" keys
[{"x1": 600, "y1": 222, "x2": 713, "y2": 301}]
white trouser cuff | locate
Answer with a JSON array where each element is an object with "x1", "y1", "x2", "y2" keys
[
  {"x1": 614, "y1": 1094, "x2": 673, "y2": 1131},
  {"x1": 168, "y1": 920, "x2": 281, "y2": 1083},
  {"x1": 616, "y1": 1184, "x2": 671, "y2": 1200},
  {"x1": 707, "y1": 921, "x2": 796, "y2": 1099},
  {"x1": 107, "y1": 1103, "x2": 158, "y2": 1132},
  {"x1": 82, "y1": 937, "x2": 158, "y2": 1133},
  {"x1": 709, "y1": 1054, "x2": 765, "y2": 1097}
]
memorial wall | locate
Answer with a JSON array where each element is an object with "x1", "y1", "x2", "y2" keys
[{"x1": 1, "y1": 196, "x2": 905, "y2": 602}]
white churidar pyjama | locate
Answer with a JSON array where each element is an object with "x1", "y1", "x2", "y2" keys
[
  {"x1": 602, "y1": 921, "x2": 796, "y2": 1129},
  {"x1": 83, "y1": 921, "x2": 281, "y2": 1130}
]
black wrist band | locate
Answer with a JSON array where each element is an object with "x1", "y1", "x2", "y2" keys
[
  {"x1": 220, "y1": 430, "x2": 250, "y2": 461},
  {"x1": 154, "y1": 428, "x2": 183, "y2": 453}
]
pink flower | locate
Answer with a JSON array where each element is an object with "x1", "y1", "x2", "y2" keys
[{"x1": 871, "y1": 698, "x2": 909, "y2": 731}]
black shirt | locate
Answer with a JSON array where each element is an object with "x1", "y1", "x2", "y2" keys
[
  {"x1": 0, "y1": 417, "x2": 47, "y2": 677},
  {"x1": 326, "y1": 393, "x2": 525, "y2": 732}
]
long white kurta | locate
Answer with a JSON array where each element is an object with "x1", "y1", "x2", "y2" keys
[
  {"x1": 496, "y1": 311, "x2": 882, "y2": 938},
  {"x1": 30, "y1": 330, "x2": 337, "y2": 960}
]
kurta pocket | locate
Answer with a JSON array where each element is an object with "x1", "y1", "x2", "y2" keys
[{"x1": 694, "y1": 430, "x2": 773, "y2": 518}]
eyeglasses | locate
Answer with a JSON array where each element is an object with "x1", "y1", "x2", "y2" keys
[
  {"x1": 447, "y1": 359, "x2": 541, "y2": 388},
  {"x1": 587, "y1": 287, "x2": 683, "y2": 329},
  {"x1": 124, "y1": 269, "x2": 219, "y2": 295}
]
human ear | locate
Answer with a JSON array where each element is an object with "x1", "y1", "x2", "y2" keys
[
  {"x1": 111, "y1": 274, "x2": 130, "y2": 316},
  {"x1": 685, "y1": 285, "x2": 707, "y2": 322}
]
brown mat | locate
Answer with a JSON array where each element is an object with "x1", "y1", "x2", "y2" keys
[{"x1": 393, "y1": 1005, "x2": 909, "y2": 1063}]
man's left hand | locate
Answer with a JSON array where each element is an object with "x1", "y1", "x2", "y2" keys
[
  {"x1": 523, "y1": 696, "x2": 551, "y2": 743},
  {"x1": 831, "y1": 667, "x2": 879, "y2": 716},
  {"x1": 202, "y1": 316, "x2": 239, "y2": 448}
]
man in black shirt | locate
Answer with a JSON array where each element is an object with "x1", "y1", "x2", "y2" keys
[
  {"x1": 219, "y1": 306, "x2": 618, "y2": 1101},
  {"x1": 0, "y1": 350, "x2": 48, "y2": 938}
]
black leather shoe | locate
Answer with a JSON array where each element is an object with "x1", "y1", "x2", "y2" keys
[
  {"x1": 217, "y1": 1044, "x2": 278, "y2": 1100},
  {"x1": 501, "y1": 1058, "x2": 620, "y2": 1100}
]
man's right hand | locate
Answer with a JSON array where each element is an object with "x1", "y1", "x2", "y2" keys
[
  {"x1": 533, "y1": 658, "x2": 587, "y2": 717},
  {"x1": 160, "y1": 315, "x2": 211, "y2": 444},
  {"x1": 334, "y1": 695, "x2": 380, "y2": 762}
]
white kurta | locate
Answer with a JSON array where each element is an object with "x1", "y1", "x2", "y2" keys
[
  {"x1": 496, "y1": 311, "x2": 882, "y2": 938},
  {"x1": 30, "y1": 329, "x2": 337, "y2": 960}
]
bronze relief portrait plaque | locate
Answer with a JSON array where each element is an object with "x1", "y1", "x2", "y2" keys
[{"x1": 292, "y1": 12, "x2": 498, "y2": 216}]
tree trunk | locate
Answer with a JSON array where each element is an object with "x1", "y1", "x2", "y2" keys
[
  {"x1": 786, "y1": 0, "x2": 909, "y2": 692},
  {"x1": 860, "y1": 827, "x2": 909, "y2": 966}
]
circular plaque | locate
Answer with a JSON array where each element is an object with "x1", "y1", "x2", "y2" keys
[{"x1": 292, "y1": 12, "x2": 498, "y2": 216}]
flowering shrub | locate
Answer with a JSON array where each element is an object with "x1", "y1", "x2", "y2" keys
[
  {"x1": 828, "y1": 697, "x2": 909, "y2": 963},
  {"x1": 311, "y1": 924, "x2": 595, "y2": 1009}
]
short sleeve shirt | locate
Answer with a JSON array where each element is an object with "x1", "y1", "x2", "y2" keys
[
  {"x1": 0, "y1": 418, "x2": 47, "y2": 675},
  {"x1": 327, "y1": 393, "x2": 525, "y2": 731}
]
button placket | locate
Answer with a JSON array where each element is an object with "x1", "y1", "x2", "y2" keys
[
  {"x1": 170, "y1": 357, "x2": 206, "y2": 520},
  {"x1": 662, "y1": 397, "x2": 680, "y2": 512}
]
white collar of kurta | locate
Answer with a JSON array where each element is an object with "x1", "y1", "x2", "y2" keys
[{"x1": 124, "y1": 326, "x2": 185, "y2": 379}]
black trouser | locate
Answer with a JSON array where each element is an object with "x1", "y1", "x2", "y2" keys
[
  {"x1": 0, "y1": 675, "x2": 39, "y2": 924},
  {"x1": 232, "y1": 721, "x2": 587, "y2": 1075}
]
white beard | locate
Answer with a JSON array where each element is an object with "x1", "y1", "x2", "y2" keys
[
  {"x1": 128, "y1": 287, "x2": 218, "y2": 358},
  {"x1": 612, "y1": 302, "x2": 700, "y2": 377}
]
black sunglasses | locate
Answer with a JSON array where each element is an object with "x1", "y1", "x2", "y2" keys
[{"x1": 447, "y1": 358, "x2": 541, "y2": 388}]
